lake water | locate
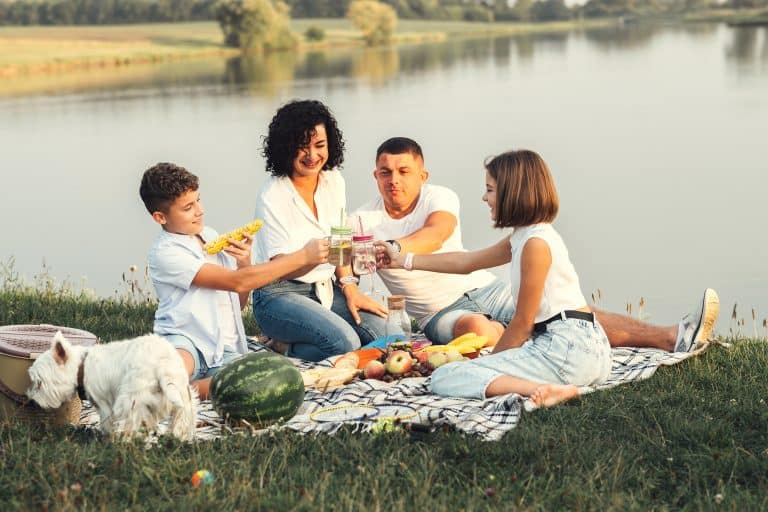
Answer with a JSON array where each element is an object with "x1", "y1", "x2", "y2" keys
[{"x1": 1, "y1": 22, "x2": 766, "y2": 334}]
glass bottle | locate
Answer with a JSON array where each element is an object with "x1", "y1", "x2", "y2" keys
[
  {"x1": 384, "y1": 295, "x2": 412, "y2": 343},
  {"x1": 328, "y1": 226, "x2": 352, "y2": 267}
]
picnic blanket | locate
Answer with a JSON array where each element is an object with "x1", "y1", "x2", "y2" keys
[{"x1": 78, "y1": 340, "x2": 709, "y2": 442}]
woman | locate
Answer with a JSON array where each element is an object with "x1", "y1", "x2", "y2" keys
[{"x1": 251, "y1": 100, "x2": 390, "y2": 361}]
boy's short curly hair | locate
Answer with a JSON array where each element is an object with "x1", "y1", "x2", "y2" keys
[
  {"x1": 262, "y1": 100, "x2": 345, "y2": 177},
  {"x1": 139, "y1": 162, "x2": 199, "y2": 214}
]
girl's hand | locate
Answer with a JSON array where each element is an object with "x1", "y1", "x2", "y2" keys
[
  {"x1": 223, "y1": 233, "x2": 253, "y2": 268},
  {"x1": 374, "y1": 241, "x2": 405, "y2": 269}
]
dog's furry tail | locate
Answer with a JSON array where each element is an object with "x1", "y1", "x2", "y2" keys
[{"x1": 160, "y1": 373, "x2": 198, "y2": 441}]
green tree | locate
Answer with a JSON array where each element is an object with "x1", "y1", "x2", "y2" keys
[
  {"x1": 214, "y1": 0, "x2": 297, "y2": 51},
  {"x1": 347, "y1": 0, "x2": 397, "y2": 46}
]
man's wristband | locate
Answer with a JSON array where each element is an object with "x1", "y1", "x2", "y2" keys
[
  {"x1": 386, "y1": 239, "x2": 401, "y2": 253},
  {"x1": 403, "y1": 252, "x2": 415, "y2": 271}
]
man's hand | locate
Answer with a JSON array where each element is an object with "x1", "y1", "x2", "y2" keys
[
  {"x1": 223, "y1": 233, "x2": 253, "y2": 268},
  {"x1": 342, "y1": 285, "x2": 387, "y2": 324},
  {"x1": 302, "y1": 237, "x2": 330, "y2": 266},
  {"x1": 374, "y1": 241, "x2": 405, "y2": 269}
]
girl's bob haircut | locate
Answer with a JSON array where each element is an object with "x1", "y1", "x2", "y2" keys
[{"x1": 485, "y1": 149, "x2": 559, "y2": 229}]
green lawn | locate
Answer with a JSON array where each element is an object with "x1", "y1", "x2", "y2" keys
[{"x1": 1, "y1": 284, "x2": 767, "y2": 510}]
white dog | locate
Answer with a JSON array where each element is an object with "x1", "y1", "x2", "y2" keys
[{"x1": 27, "y1": 331, "x2": 197, "y2": 441}]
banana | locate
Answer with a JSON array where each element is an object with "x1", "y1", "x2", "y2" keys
[
  {"x1": 301, "y1": 367, "x2": 360, "y2": 391},
  {"x1": 446, "y1": 332, "x2": 479, "y2": 346}
]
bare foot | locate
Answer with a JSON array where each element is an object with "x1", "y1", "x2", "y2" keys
[{"x1": 530, "y1": 384, "x2": 579, "y2": 408}]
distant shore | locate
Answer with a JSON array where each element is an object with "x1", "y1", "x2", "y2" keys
[{"x1": 0, "y1": 18, "x2": 616, "y2": 79}]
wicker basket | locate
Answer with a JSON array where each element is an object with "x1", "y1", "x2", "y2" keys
[{"x1": 0, "y1": 324, "x2": 99, "y2": 425}]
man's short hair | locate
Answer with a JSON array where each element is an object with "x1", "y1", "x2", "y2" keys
[
  {"x1": 376, "y1": 137, "x2": 424, "y2": 162},
  {"x1": 139, "y1": 162, "x2": 199, "y2": 214}
]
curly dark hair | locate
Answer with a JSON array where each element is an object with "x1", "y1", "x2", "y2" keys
[
  {"x1": 262, "y1": 100, "x2": 345, "y2": 177},
  {"x1": 139, "y1": 162, "x2": 199, "y2": 214}
]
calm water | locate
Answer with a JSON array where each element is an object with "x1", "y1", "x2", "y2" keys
[{"x1": 1, "y1": 23, "x2": 766, "y2": 332}]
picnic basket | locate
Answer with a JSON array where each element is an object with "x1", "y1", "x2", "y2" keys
[{"x1": 0, "y1": 324, "x2": 99, "y2": 425}]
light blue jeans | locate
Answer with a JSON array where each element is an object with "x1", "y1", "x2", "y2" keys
[
  {"x1": 164, "y1": 334, "x2": 242, "y2": 381},
  {"x1": 430, "y1": 317, "x2": 612, "y2": 399},
  {"x1": 252, "y1": 279, "x2": 391, "y2": 362},
  {"x1": 423, "y1": 278, "x2": 516, "y2": 344}
]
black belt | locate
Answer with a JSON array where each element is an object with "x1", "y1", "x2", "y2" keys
[{"x1": 533, "y1": 310, "x2": 595, "y2": 334}]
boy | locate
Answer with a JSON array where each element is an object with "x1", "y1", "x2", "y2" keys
[{"x1": 140, "y1": 162, "x2": 329, "y2": 399}]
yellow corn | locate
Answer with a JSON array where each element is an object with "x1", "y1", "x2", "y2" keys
[{"x1": 204, "y1": 220, "x2": 263, "y2": 254}]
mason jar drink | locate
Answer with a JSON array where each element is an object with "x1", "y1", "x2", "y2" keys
[
  {"x1": 352, "y1": 234, "x2": 376, "y2": 275},
  {"x1": 328, "y1": 226, "x2": 353, "y2": 267}
]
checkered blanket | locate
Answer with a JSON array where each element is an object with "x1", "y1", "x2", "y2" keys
[{"x1": 78, "y1": 340, "x2": 708, "y2": 442}]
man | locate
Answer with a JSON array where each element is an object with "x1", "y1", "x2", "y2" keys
[{"x1": 354, "y1": 137, "x2": 719, "y2": 351}]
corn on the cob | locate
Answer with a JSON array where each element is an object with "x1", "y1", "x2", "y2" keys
[{"x1": 204, "y1": 220, "x2": 263, "y2": 255}]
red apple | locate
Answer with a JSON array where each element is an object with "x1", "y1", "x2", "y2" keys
[
  {"x1": 385, "y1": 350, "x2": 413, "y2": 375},
  {"x1": 363, "y1": 359, "x2": 386, "y2": 380},
  {"x1": 427, "y1": 351, "x2": 449, "y2": 369},
  {"x1": 413, "y1": 351, "x2": 430, "y2": 366}
]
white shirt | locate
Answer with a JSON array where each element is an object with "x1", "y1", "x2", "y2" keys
[
  {"x1": 253, "y1": 171, "x2": 345, "y2": 284},
  {"x1": 148, "y1": 226, "x2": 248, "y2": 367},
  {"x1": 509, "y1": 223, "x2": 587, "y2": 323},
  {"x1": 355, "y1": 184, "x2": 495, "y2": 327}
]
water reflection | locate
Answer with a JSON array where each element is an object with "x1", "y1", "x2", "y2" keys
[
  {"x1": 726, "y1": 27, "x2": 768, "y2": 62},
  {"x1": 1, "y1": 23, "x2": 765, "y2": 102}
]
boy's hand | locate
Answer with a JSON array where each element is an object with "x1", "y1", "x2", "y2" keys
[
  {"x1": 223, "y1": 233, "x2": 253, "y2": 268},
  {"x1": 373, "y1": 241, "x2": 405, "y2": 269},
  {"x1": 303, "y1": 238, "x2": 330, "y2": 265}
]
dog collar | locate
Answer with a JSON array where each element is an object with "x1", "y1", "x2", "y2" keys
[{"x1": 76, "y1": 352, "x2": 88, "y2": 401}]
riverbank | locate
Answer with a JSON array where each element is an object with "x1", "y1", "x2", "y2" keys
[
  {"x1": 684, "y1": 8, "x2": 768, "y2": 25},
  {"x1": 0, "y1": 18, "x2": 616, "y2": 79},
  {"x1": 1, "y1": 286, "x2": 767, "y2": 509}
]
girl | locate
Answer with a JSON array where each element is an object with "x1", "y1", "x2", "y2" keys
[
  {"x1": 251, "y1": 100, "x2": 389, "y2": 362},
  {"x1": 375, "y1": 149, "x2": 612, "y2": 407}
]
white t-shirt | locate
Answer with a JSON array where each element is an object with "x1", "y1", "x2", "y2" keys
[
  {"x1": 355, "y1": 184, "x2": 495, "y2": 327},
  {"x1": 148, "y1": 226, "x2": 248, "y2": 367},
  {"x1": 509, "y1": 223, "x2": 587, "y2": 323},
  {"x1": 253, "y1": 170, "x2": 345, "y2": 284}
]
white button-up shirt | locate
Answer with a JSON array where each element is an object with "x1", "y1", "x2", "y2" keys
[
  {"x1": 148, "y1": 227, "x2": 248, "y2": 367},
  {"x1": 253, "y1": 170, "x2": 346, "y2": 284}
]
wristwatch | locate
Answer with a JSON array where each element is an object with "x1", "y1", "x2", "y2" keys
[{"x1": 386, "y1": 239, "x2": 401, "y2": 253}]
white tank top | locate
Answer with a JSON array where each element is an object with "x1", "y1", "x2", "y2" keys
[{"x1": 509, "y1": 223, "x2": 587, "y2": 323}]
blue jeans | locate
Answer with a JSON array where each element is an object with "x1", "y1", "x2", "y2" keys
[
  {"x1": 423, "y1": 278, "x2": 516, "y2": 344},
  {"x1": 164, "y1": 334, "x2": 242, "y2": 381},
  {"x1": 252, "y1": 280, "x2": 389, "y2": 362},
  {"x1": 430, "y1": 317, "x2": 612, "y2": 399}
]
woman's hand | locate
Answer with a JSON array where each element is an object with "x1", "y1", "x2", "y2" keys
[
  {"x1": 302, "y1": 237, "x2": 330, "y2": 266},
  {"x1": 342, "y1": 284, "x2": 388, "y2": 324},
  {"x1": 374, "y1": 241, "x2": 405, "y2": 269},
  {"x1": 223, "y1": 233, "x2": 253, "y2": 268}
]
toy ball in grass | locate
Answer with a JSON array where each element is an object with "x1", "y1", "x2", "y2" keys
[
  {"x1": 191, "y1": 470, "x2": 215, "y2": 487},
  {"x1": 209, "y1": 352, "x2": 305, "y2": 428}
]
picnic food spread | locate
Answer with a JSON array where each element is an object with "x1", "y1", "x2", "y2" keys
[
  {"x1": 204, "y1": 220, "x2": 263, "y2": 254},
  {"x1": 209, "y1": 351, "x2": 304, "y2": 427}
]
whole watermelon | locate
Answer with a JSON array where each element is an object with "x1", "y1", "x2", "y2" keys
[{"x1": 210, "y1": 352, "x2": 304, "y2": 427}]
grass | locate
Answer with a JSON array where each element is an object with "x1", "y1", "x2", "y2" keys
[
  {"x1": 1, "y1": 277, "x2": 767, "y2": 509},
  {"x1": 0, "y1": 17, "x2": 615, "y2": 78}
]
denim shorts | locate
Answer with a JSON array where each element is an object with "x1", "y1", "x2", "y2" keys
[
  {"x1": 430, "y1": 317, "x2": 612, "y2": 400},
  {"x1": 165, "y1": 334, "x2": 242, "y2": 381},
  {"x1": 423, "y1": 278, "x2": 516, "y2": 344}
]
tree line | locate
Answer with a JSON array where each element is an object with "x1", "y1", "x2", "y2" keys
[{"x1": 1, "y1": 0, "x2": 764, "y2": 27}]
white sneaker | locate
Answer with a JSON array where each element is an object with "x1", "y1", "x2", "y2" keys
[{"x1": 674, "y1": 289, "x2": 720, "y2": 352}]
